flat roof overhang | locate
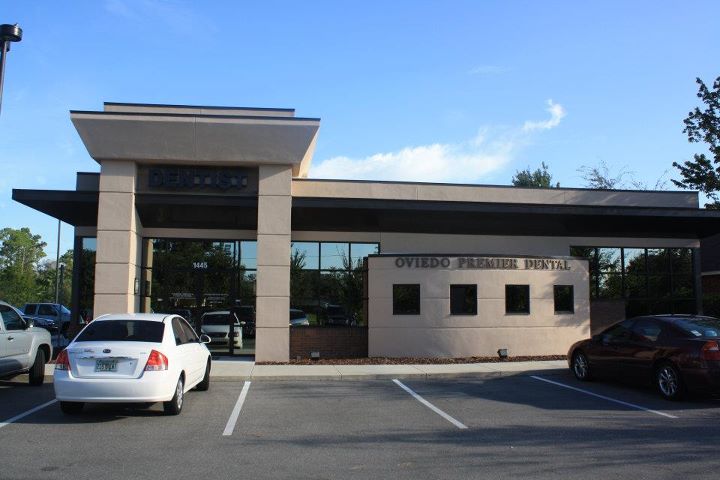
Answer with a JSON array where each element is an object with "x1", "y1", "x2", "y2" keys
[
  {"x1": 70, "y1": 111, "x2": 320, "y2": 177},
  {"x1": 12, "y1": 189, "x2": 720, "y2": 238},
  {"x1": 291, "y1": 197, "x2": 720, "y2": 239},
  {"x1": 12, "y1": 189, "x2": 99, "y2": 226}
]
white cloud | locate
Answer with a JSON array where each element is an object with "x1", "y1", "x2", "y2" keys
[
  {"x1": 522, "y1": 99, "x2": 566, "y2": 132},
  {"x1": 310, "y1": 100, "x2": 566, "y2": 183}
]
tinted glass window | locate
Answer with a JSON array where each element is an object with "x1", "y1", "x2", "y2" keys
[
  {"x1": 203, "y1": 314, "x2": 234, "y2": 325},
  {"x1": 393, "y1": 284, "x2": 420, "y2": 315},
  {"x1": 38, "y1": 305, "x2": 57, "y2": 316},
  {"x1": 0, "y1": 306, "x2": 25, "y2": 331},
  {"x1": 179, "y1": 318, "x2": 198, "y2": 343},
  {"x1": 450, "y1": 285, "x2": 477, "y2": 315},
  {"x1": 290, "y1": 310, "x2": 306, "y2": 320},
  {"x1": 554, "y1": 285, "x2": 574, "y2": 313},
  {"x1": 76, "y1": 320, "x2": 165, "y2": 343},
  {"x1": 506, "y1": 285, "x2": 530, "y2": 314},
  {"x1": 172, "y1": 317, "x2": 188, "y2": 345},
  {"x1": 601, "y1": 320, "x2": 633, "y2": 343},
  {"x1": 320, "y1": 243, "x2": 349, "y2": 270},
  {"x1": 291, "y1": 242, "x2": 320, "y2": 270},
  {"x1": 23, "y1": 304, "x2": 37, "y2": 315},
  {"x1": 632, "y1": 318, "x2": 664, "y2": 343},
  {"x1": 674, "y1": 317, "x2": 720, "y2": 339}
]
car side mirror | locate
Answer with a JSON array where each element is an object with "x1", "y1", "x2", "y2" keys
[
  {"x1": 200, "y1": 334, "x2": 211, "y2": 344},
  {"x1": 23, "y1": 317, "x2": 34, "y2": 329}
]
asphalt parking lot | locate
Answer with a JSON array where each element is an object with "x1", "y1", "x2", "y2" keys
[{"x1": 1, "y1": 371, "x2": 718, "y2": 480}]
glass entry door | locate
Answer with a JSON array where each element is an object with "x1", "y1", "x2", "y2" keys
[{"x1": 142, "y1": 239, "x2": 257, "y2": 356}]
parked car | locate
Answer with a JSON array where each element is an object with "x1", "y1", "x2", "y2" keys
[
  {"x1": 200, "y1": 311, "x2": 243, "y2": 348},
  {"x1": 233, "y1": 306, "x2": 256, "y2": 338},
  {"x1": 53, "y1": 313, "x2": 212, "y2": 415},
  {"x1": 568, "y1": 315, "x2": 720, "y2": 400},
  {"x1": 0, "y1": 301, "x2": 53, "y2": 385},
  {"x1": 290, "y1": 309, "x2": 310, "y2": 327},
  {"x1": 22, "y1": 303, "x2": 71, "y2": 335},
  {"x1": 320, "y1": 304, "x2": 351, "y2": 326}
]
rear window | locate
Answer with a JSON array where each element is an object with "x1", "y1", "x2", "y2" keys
[
  {"x1": 674, "y1": 317, "x2": 720, "y2": 339},
  {"x1": 75, "y1": 320, "x2": 165, "y2": 343},
  {"x1": 203, "y1": 314, "x2": 233, "y2": 325},
  {"x1": 290, "y1": 310, "x2": 306, "y2": 320}
]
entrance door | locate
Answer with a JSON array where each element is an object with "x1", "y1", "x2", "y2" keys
[{"x1": 143, "y1": 239, "x2": 256, "y2": 356}]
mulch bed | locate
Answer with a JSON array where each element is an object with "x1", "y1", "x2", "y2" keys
[{"x1": 256, "y1": 355, "x2": 566, "y2": 366}]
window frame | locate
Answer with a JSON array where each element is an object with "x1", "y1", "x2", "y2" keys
[
  {"x1": 553, "y1": 285, "x2": 575, "y2": 314},
  {"x1": 449, "y1": 284, "x2": 477, "y2": 316},
  {"x1": 505, "y1": 284, "x2": 530, "y2": 315},
  {"x1": 392, "y1": 284, "x2": 421, "y2": 315}
]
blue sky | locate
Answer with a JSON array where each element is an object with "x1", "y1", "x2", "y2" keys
[{"x1": 0, "y1": 0, "x2": 718, "y2": 257}]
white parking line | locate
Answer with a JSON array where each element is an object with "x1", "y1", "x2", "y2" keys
[
  {"x1": 0, "y1": 399, "x2": 58, "y2": 430},
  {"x1": 530, "y1": 376, "x2": 678, "y2": 419},
  {"x1": 392, "y1": 379, "x2": 468, "y2": 429},
  {"x1": 222, "y1": 381, "x2": 251, "y2": 436}
]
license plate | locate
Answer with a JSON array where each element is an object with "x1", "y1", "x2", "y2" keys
[{"x1": 95, "y1": 359, "x2": 118, "y2": 372}]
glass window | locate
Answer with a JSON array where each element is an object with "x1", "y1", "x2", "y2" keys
[
  {"x1": 597, "y1": 248, "x2": 622, "y2": 272},
  {"x1": 240, "y1": 241, "x2": 257, "y2": 270},
  {"x1": 647, "y1": 249, "x2": 670, "y2": 273},
  {"x1": 350, "y1": 243, "x2": 379, "y2": 266},
  {"x1": 597, "y1": 274, "x2": 623, "y2": 299},
  {"x1": 631, "y1": 318, "x2": 664, "y2": 343},
  {"x1": 623, "y1": 248, "x2": 646, "y2": 274},
  {"x1": 0, "y1": 306, "x2": 25, "y2": 331},
  {"x1": 320, "y1": 242, "x2": 350, "y2": 270},
  {"x1": 554, "y1": 285, "x2": 574, "y2": 313},
  {"x1": 600, "y1": 320, "x2": 634, "y2": 343},
  {"x1": 450, "y1": 285, "x2": 477, "y2": 315},
  {"x1": 674, "y1": 316, "x2": 720, "y2": 338},
  {"x1": 179, "y1": 318, "x2": 199, "y2": 343},
  {"x1": 172, "y1": 317, "x2": 189, "y2": 345},
  {"x1": 38, "y1": 305, "x2": 57, "y2": 316},
  {"x1": 505, "y1": 285, "x2": 530, "y2": 314},
  {"x1": 76, "y1": 320, "x2": 165, "y2": 343},
  {"x1": 23, "y1": 304, "x2": 37, "y2": 315},
  {"x1": 670, "y1": 248, "x2": 692, "y2": 275},
  {"x1": 393, "y1": 284, "x2": 420, "y2": 315},
  {"x1": 291, "y1": 242, "x2": 319, "y2": 270}
]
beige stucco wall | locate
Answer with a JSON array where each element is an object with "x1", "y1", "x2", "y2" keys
[{"x1": 367, "y1": 255, "x2": 590, "y2": 358}]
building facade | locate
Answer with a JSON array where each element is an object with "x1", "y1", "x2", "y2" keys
[{"x1": 13, "y1": 102, "x2": 720, "y2": 362}]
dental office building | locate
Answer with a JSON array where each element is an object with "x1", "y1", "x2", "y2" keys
[{"x1": 12, "y1": 102, "x2": 720, "y2": 362}]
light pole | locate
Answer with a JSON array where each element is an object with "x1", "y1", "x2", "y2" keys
[{"x1": 0, "y1": 23, "x2": 23, "y2": 116}]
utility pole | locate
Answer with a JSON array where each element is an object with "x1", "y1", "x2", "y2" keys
[
  {"x1": 0, "y1": 24, "x2": 22, "y2": 116},
  {"x1": 54, "y1": 220, "x2": 61, "y2": 303}
]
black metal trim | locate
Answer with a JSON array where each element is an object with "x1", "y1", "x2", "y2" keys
[
  {"x1": 70, "y1": 110, "x2": 320, "y2": 122},
  {"x1": 103, "y1": 101, "x2": 295, "y2": 112}
]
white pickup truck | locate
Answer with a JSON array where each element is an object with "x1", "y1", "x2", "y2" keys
[{"x1": 0, "y1": 301, "x2": 52, "y2": 385}]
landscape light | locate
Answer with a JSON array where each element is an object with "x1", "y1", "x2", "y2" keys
[{"x1": 497, "y1": 348, "x2": 509, "y2": 360}]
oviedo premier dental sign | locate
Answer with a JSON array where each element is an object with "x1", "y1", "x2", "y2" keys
[{"x1": 393, "y1": 256, "x2": 573, "y2": 271}]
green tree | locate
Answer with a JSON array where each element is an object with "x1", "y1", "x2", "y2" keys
[
  {"x1": 511, "y1": 162, "x2": 559, "y2": 188},
  {"x1": 672, "y1": 76, "x2": 720, "y2": 208},
  {"x1": 0, "y1": 227, "x2": 47, "y2": 306},
  {"x1": 35, "y1": 249, "x2": 74, "y2": 305}
]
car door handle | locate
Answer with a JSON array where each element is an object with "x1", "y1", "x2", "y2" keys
[{"x1": 7, "y1": 336, "x2": 14, "y2": 341}]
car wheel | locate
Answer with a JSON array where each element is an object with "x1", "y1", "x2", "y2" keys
[
  {"x1": 572, "y1": 351, "x2": 592, "y2": 381},
  {"x1": 163, "y1": 376, "x2": 184, "y2": 415},
  {"x1": 60, "y1": 401, "x2": 84, "y2": 415},
  {"x1": 29, "y1": 349, "x2": 45, "y2": 386},
  {"x1": 195, "y1": 360, "x2": 211, "y2": 391},
  {"x1": 656, "y1": 362, "x2": 684, "y2": 400}
]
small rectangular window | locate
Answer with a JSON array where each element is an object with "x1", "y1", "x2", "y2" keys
[
  {"x1": 393, "y1": 284, "x2": 420, "y2": 315},
  {"x1": 450, "y1": 285, "x2": 477, "y2": 315},
  {"x1": 554, "y1": 285, "x2": 574, "y2": 314},
  {"x1": 505, "y1": 285, "x2": 530, "y2": 314}
]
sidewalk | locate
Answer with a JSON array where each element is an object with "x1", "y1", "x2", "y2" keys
[{"x1": 43, "y1": 359, "x2": 568, "y2": 381}]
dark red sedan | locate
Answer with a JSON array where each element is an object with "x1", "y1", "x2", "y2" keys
[{"x1": 568, "y1": 315, "x2": 720, "y2": 400}]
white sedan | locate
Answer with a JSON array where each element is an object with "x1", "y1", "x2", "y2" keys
[{"x1": 54, "y1": 313, "x2": 211, "y2": 415}]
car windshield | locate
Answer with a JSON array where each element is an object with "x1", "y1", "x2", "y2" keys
[
  {"x1": 673, "y1": 317, "x2": 720, "y2": 339},
  {"x1": 60, "y1": 305, "x2": 70, "y2": 315},
  {"x1": 290, "y1": 310, "x2": 306, "y2": 320},
  {"x1": 75, "y1": 320, "x2": 165, "y2": 343},
  {"x1": 203, "y1": 314, "x2": 235, "y2": 325}
]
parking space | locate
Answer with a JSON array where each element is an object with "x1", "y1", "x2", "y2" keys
[{"x1": 0, "y1": 373, "x2": 718, "y2": 479}]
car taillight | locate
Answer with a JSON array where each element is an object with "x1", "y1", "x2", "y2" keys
[
  {"x1": 144, "y1": 350, "x2": 168, "y2": 371},
  {"x1": 55, "y1": 349, "x2": 70, "y2": 371},
  {"x1": 701, "y1": 341, "x2": 720, "y2": 361}
]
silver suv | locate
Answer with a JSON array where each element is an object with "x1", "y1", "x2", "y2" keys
[{"x1": 0, "y1": 301, "x2": 52, "y2": 385}]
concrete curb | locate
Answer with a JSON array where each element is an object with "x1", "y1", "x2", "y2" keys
[{"x1": 38, "y1": 361, "x2": 569, "y2": 383}]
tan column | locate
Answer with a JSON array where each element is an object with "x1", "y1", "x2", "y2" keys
[
  {"x1": 93, "y1": 160, "x2": 142, "y2": 317},
  {"x1": 255, "y1": 165, "x2": 292, "y2": 362}
]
